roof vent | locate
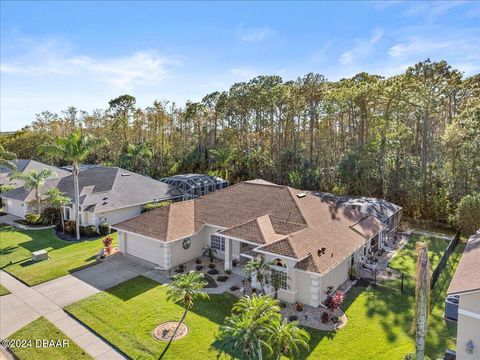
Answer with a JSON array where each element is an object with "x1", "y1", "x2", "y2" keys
[
  {"x1": 317, "y1": 247, "x2": 326, "y2": 257},
  {"x1": 296, "y1": 193, "x2": 307, "y2": 198},
  {"x1": 103, "y1": 196, "x2": 108, "y2": 200}
]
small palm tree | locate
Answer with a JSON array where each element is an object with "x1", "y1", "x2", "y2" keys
[
  {"x1": 411, "y1": 242, "x2": 430, "y2": 360},
  {"x1": 243, "y1": 257, "x2": 272, "y2": 294},
  {"x1": 0, "y1": 145, "x2": 16, "y2": 171},
  {"x1": 269, "y1": 318, "x2": 310, "y2": 360},
  {"x1": 45, "y1": 188, "x2": 71, "y2": 232},
  {"x1": 12, "y1": 169, "x2": 55, "y2": 214},
  {"x1": 213, "y1": 295, "x2": 280, "y2": 360},
  {"x1": 120, "y1": 142, "x2": 153, "y2": 175},
  {"x1": 202, "y1": 246, "x2": 217, "y2": 264},
  {"x1": 159, "y1": 272, "x2": 209, "y2": 359},
  {"x1": 209, "y1": 147, "x2": 233, "y2": 180},
  {"x1": 39, "y1": 129, "x2": 107, "y2": 240}
]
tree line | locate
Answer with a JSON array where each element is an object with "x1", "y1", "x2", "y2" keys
[{"x1": 1, "y1": 59, "x2": 479, "y2": 227}]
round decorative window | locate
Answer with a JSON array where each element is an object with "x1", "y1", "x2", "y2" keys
[{"x1": 182, "y1": 237, "x2": 191, "y2": 250}]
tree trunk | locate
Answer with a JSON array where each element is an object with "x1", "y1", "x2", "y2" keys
[
  {"x1": 159, "y1": 308, "x2": 188, "y2": 359},
  {"x1": 73, "y1": 163, "x2": 81, "y2": 240},
  {"x1": 36, "y1": 188, "x2": 41, "y2": 214},
  {"x1": 60, "y1": 207, "x2": 65, "y2": 233},
  {"x1": 413, "y1": 243, "x2": 430, "y2": 360}
]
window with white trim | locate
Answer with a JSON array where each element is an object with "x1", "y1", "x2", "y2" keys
[
  {"x1": 210, "y1": 235, "x2": 225, "y2": 251},
  {"x1": 271, "y1": 269, "x2": 288, "y2": 290}
]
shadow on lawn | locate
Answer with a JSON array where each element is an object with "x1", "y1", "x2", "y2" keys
[{"x1": 104, "y1": 276, "x2": 160, "y2": 301}]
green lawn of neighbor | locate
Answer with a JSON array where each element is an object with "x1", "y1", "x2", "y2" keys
[
  {"x1": 388, "y1": 233, "x2": 451, "y2": 276},
  {"x1": 66, "y1": 276, "x2": 236, "y2": 360},
  {"x1": 0, "y1": 225, "x2": 117, "y2": 286},
  {"x1": 0, "y1": 283, "x2": 10, "y2": 296},
  {"x1": 8, "y1": 317, "x2": 92, "y2": 360}
]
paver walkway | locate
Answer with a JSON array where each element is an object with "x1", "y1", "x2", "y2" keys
[{"x1": 0, "y1": 271, "x2": 125, "y2": 359}]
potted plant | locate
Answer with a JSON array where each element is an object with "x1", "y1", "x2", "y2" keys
[
  {"x1": 232, "y1": 259, "x2": 239, "y2": 267},
  {"x1": 225, "y1": 269, "x2": 232, "y2": 275},
  {"x1": 196, "y1": 265, "x2": 203, "y2": 271},
  {"x1": 208, "y1": 262, "x2": 216, "y2": 269},
  {"x1": 295, "y1": 302, "x2": 304, "y2": 312},
  {"x1": 321, "y1": 312, "x2": 330, "y2": 324},
  {"x1": 202, "y1": 246, "x2": 217, "y2": 264}
]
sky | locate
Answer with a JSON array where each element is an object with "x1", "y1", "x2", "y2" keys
[{"x1": 1, "y1": 1, "x2": 479, "y2": 131}]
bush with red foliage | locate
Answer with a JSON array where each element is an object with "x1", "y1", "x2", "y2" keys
[
  {"x1": 103, "y1": 236, "x2": 113, "y2": 255},
  {"x1": 328, "y1": 290, "x2": 345, "y2": 310}
]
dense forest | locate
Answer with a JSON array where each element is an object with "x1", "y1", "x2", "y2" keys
[{"x1": 1, "y1": 59, "x2": 479, "y2": 227}]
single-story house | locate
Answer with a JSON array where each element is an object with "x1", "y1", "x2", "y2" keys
[
  {"x1": 447, "y1": 231, "x2": 480, "y2": 360},
  {"x1": 114, "y1": 179, "x2": 388, "y2": 306},
  {"x1": 56, "y1": 166, "x2": 185, "y2": 226},
  {"x1": 313, "y1": 192, "x2": 402, "y2": 240},
  {"x1": 1, "y1": 159, "x2": 70, "y2": 217}
]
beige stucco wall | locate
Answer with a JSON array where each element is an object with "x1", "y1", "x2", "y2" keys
[
  {"x1": 169, "y1": 230, "x2": 208, "y2": 268},
  {"x1": 456, "y1": 292, "x2": 480, "y2": 360},
  {"x1": 319, "y1": 255, "x2": 351, "y2": 302}
]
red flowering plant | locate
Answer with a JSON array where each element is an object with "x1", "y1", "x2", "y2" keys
[
  {"x1": 103, "y1": 236, "x2": 113, "y2": 255},
  {"x1": 328, "y1": 290, "x2": 345, "y2": 311}
]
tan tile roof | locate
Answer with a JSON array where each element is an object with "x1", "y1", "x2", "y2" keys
[
  {"x1": 114, "y1": 179, "x2": 387, "y2": 274},
  {"x1": 447, "y1": 232, "x2": 480, "y2": 295}
]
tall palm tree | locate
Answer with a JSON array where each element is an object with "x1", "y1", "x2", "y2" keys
[
  {"x1": 0, "y1": 145, "x2": 16, "y2": 171},
  {"x1": 243, "y1": 257, "x2": 272, "y2": 294},
  {"x1": 411, "y1": 242, "x2": 430, "y2": 360},
  {"x1": 269, "y1": 319, "x2": 310, "y2": 360},
  {"x1": 160, "y1": 272, "x2": 209, "y2": 359},
  {"x1": 209, "y1": 147, "x2": 233, "y2": 180},
  {"x1": 120, "y1": 142, "x2": 153, "y2": 175},
  {"x1": 12, "y1": 169, "x2": 55, "y2": 214},
  {"x1": 38, "y1": 129, "x2": 107, "y2": 240},
  {"x1": 212, "y1": 295, "x2": 280, "y2": 360},
  {"x1": 45, "y1": 188, "x2": 71, "y2": 232}
]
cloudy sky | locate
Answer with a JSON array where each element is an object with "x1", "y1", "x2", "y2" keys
[{"x1": 1, "y1": 1, "x2": 479, "y2": 131}]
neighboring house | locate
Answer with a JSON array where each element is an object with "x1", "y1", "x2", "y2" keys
[
  {"x1": 56, "y1": 166, "x2": 184, "y2": 226},
  {"x1": 313, "y1": 192, "x2": 402, "y2": 241},
  {"x1": 160, "y1": 174, "x2": 229, "y2": 199},
  {"x1": 1, "y1": 159, "x2": 70, "y2": 217},
  {"x1": 114, "y1": 179, "x2": 388, "y2": 306},
  {"x1": 446, "y1": 231, "x2": 480, "y2": 360}
]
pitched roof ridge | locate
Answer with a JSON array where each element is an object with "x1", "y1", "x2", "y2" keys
[
  {"x1": 260, "y1": 237, "x2": 298, "y2": 258},
  {"x1": 295, "y1": 254, "x2": 321, "y2": 272},
  {"x1": 244, "y1": 179, "x2": 283, "y2": 187},
  {"x1": 285, "y1": 186, "x2": 309, "y2": 226}
]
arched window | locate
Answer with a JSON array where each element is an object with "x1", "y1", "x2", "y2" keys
[{"x1": 274, "y1": 258, "x2": 286, "y2": 267}]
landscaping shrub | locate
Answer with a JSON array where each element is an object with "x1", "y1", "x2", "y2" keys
[
  {"x1": 98, "y1": 222, "x2": 111, "y2": 235},
  {"x1": 41, "y1": 207, "x2": 60, "y2": 225},
  {"x1": 225, "y1": 269, "x2": 232, "y2": 275},
  {"x1": 230, "y1": 285, "x2": 239, "y2": 291},
  {"x1": 195, "y1": 265, "x2": 203, "y2": 271},
  {"x1": 79, "y1": 226, "x2": 86, "y2": 237},
  {"x1": 321, "y1": 312, "x2": 330, "y2": 323},
  {"x1": 207, "y1": 262, "x2": 216, "y2": 269},
  {"x1": 217, "y1": 275, "x2": 229, "y2": 282},
  {"x1": 85, "y1": 225, "x2": 98, "y2": 237},
  {"x1": 331, "y1": 316, "x2": 339, "y2": 324},
  {"x1": 207, "y1": 268, "x2": 219, "y2": 275},
  {"x1": 141, "y1": 201, "x2": 172, "y2": 213},
  {"x1": 279, "y1": 301, "x2": 287, "y2": 308},
  {"x1": 329, "y1": 290, "x2": 345, "y2": 310},
  {"x1": 103, "y1": 236, "x2": 113, "y2": 255},
  {"x1": 288, "y1": 315, "x2": 298, "y2": 322},
  {"x1": 25, "y1": 213, "x2": 41, "y2": 224},
  {"x1": 64, "y1": 221, "x2": 76, "y2": 235},
  {"x1": 295, "y1": 302, "x2": 304, "y2": 312},
  {"x1": 195, "y1": 258, "x2": 202, "y2": 264}
]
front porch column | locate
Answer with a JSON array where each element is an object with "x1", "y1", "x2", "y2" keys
[{"x1": 224, "y1": 237, "x2": 232, "y2": 271}]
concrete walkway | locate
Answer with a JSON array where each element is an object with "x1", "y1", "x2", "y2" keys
[{"x1": 0, "y1": 271, "x2": 125, "y2": 359}]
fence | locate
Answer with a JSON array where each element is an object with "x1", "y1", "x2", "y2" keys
[
  {"x1": 358, "y1": 267, "x2": 416, "y2": 295},
  {"x1": 430, "y1": 229, "x2": 460, "y2": 290}
]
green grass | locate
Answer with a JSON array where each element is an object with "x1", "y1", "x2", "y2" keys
[
  {"x1": 8, "y1": 317, "x2": 92, "y2": 360},
  {"x1": 388, "y1": 233, "x2": 450, "y2": 276},
  {"x1": 0, "y1": 225, "x2": 118, "y2": 286},
  {"x1": 301, "y1": 241, "x2": 464, "y2": 360},
  {"x1": 66, "y1": 276, "x2": 237, "y2": 360},
  {"x1": 0, "y1": 284, "x2": 10, "y2": 296}
]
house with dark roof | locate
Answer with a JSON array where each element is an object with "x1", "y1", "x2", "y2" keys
[
  {"x1": 447, "y1": 231, "x2": 480, "y2": 360},
  {"x1": 56, "y1": 167, "x2": 184, "y2": 226},
  {"x1": 114, "y1": 179, "x2": 389, "y2": 306},
  {"x1": 0, "y1": 159, "x2": 70, "y2": 218}
]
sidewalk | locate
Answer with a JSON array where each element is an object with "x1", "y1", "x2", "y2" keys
[
  {"x1": 0, "y1": 271, "x2": 125, "y2": 359},
  {"x1": 0, "y1": 214, "x2": 54, "y2": 230}
]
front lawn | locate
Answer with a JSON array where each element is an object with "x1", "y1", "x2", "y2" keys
[
  {"x1": 8, "y1": 317, "x2": 92, "y2": 360},
  {"x1": 388, "y1": 233, "x2": 450, "y2": 276},
  {"x1": 0, "y1": 284, "x2": 10, "y2": 296},
  {"x1": 0, "y1": 225, "x2": 117, "y2": 286},
  {"x1": 66, "y1": 276, "x2": 237, "y2": 360}
]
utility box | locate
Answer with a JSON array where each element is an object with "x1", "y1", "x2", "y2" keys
[{"x1": 32, "y1": 250, "x2": 48, "y2": 262}]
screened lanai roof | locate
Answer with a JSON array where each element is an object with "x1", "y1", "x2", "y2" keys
[{"x1": 160, "y1": 174, "x2": 229, "y2": 199}]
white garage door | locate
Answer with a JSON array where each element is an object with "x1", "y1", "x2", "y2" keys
[
  {"x1": 124, "y1": 233, "x2": 164, "y2": 266},
  {"x1": 4, "y1": 199, "x2": 27, "y2": 218}
]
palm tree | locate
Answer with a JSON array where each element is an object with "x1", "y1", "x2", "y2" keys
[
  {"x1": 45, "y1": 188, "x2": 71, "y2": 232},
  {"x1": 160, "y1": 272, "x2": 209, "y2": 359},
  {"x1": 120, "y1": 142, "x2": 153, "y2": 175},
  {"x1": 212, "y1": 295, "x2": 280, "y2": 360},
  {"x1": 38, "y1": 129, "x2": 107, "y2": 240},
  {"x1": 12, "y1": 169, "x2": 55, "y2": 214},
  {"x1": 0, "y1": 145, "x2": 16, "y2": 171},
  {"x1": 269, "y1": 319, "x2": 310, "y2": 360},
  {"x1": 243, "y1": 257, "x2": 272, "y2": 294},
  {"x1": 209, "y1": 147, "x2": 233, "y2": 180},
  {"x1": 411, "y1": 242, "x2": 430, "y2": 360}
]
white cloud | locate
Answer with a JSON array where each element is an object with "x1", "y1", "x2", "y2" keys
[
  {"x1": 1, "y1": 37, "x2": 180, "y2": 89},
  {"x1": 237, "y1": 25, "x2": 274, "y2": 43},
  {"x1": 339, "y1": 30, "x2": 383, "y2": 65}
]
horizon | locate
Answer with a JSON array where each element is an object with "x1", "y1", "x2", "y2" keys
[{"x1": 1, "y1": 0, "x2": 479, "y2": 131}]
